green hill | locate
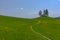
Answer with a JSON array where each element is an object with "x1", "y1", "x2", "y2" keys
[{"x1": 0, "y1": 15, "x2": 60, "y2": 40}]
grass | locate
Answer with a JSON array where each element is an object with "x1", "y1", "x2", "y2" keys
[{"x1": 0, "y1": 15, "x2": 60, "y2": 40}]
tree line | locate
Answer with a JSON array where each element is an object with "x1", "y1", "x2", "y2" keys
[{"x1": 39, "y1": 9, "x2": 49, "y2": 17}]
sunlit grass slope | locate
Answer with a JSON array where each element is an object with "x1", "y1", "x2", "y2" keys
[
  {"x1": 32, "y1": 17, "x2": 60, "y2": 40},
  {"x1": 0, "y1": 15, "x2": 60, "y2": 40}
]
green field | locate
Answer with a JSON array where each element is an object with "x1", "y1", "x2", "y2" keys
[{"x1": 0, "y1": 15, "x2": 60, "y2": 40}]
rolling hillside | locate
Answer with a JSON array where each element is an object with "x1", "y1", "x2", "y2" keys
[{"x1": 0, "y1": 15, "x2": 60, "y2": 40}]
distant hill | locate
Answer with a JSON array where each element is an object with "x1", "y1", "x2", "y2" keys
[
  {"x1": 56, "y1": 17, "x2": 60, "y2": 18},
  {"x1": 0, "y1": 15, "x2": 60, "y2": 40}
]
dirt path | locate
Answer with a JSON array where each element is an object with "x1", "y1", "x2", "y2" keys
[{"x1": 30, "y1": 26, "x2": 51, "y2": 40}]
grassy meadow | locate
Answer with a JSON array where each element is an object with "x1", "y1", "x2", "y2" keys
[{"x1": 0, "y1": 15, "x2": 60, "y2": 40}]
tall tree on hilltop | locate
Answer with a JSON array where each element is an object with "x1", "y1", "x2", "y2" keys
[
  {"x1": 43, "y1": 10, "x2": 46, "y2": 16},
  {"x1": 43, "y1": 9, "x2": 49, "y2": 17},
  {"x1": 39, "y1": 10, "x2": 42, "y2": 17},
  {"x1": 45, "y1": 9, "x2": 48, "y2": 16}
]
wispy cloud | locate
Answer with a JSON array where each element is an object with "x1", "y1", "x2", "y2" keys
[
  {"x1": 49, "y1": 10, "x2": 60, "y2": 17},
  {"x1": 20, "y1": 8, "x2": 24, "y2": 10}
]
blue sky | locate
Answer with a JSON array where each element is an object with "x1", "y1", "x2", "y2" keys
[{"x1": 0, "y1": 0, "x2": 60, "y2": 18}]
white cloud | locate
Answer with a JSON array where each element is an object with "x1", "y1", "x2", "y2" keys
[
  {"x1": 16, "y1": 8, "x2": 24, "y2": 10},
  {"x1": 20, "y1": 8, "x2": 23, "y2": 10}
]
